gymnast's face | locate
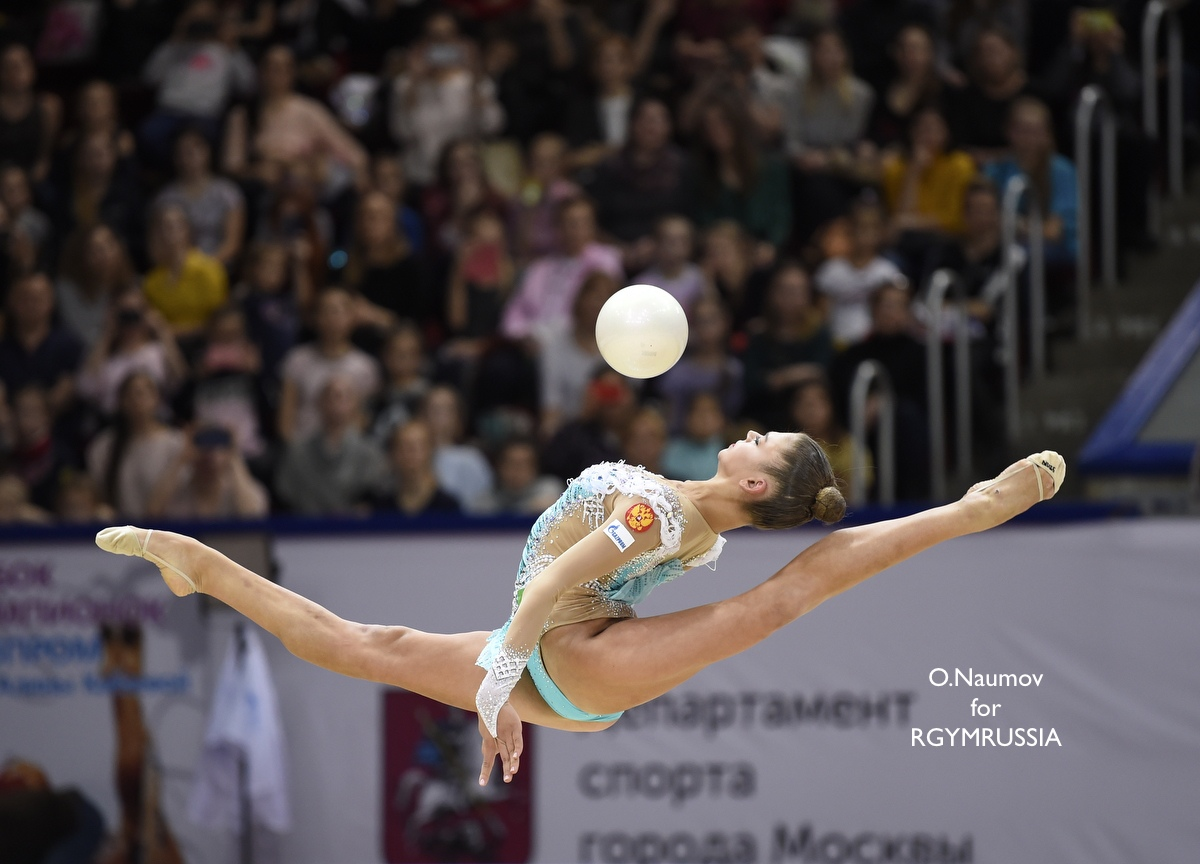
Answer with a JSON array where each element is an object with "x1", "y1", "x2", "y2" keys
[{"x1": 717, "y1": 430, "x2": 801, "y2": 484}]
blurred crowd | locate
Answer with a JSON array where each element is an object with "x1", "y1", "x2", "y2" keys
[{"x1": 0, "y1": 0, "x2": 1196, "y2": 524}]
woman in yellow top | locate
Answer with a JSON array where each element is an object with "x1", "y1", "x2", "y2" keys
[
  {"x1": 97, "y1": 437, "x2": 1064, "y2": 786},
  {"x1": 142, "y1": 203, "x2": 229, "y2": 339},
  {"x1": 881, "y1": 104, "x2": 977, "y2": 282}
]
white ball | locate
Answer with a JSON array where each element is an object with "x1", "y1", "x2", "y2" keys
[{"x1": 595, "y1": 284, "x2": 689, "y2": 379}]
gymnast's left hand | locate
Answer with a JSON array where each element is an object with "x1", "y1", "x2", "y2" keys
[{"x1": 478, "y1": 703, "x2": 523, "y2": 786}]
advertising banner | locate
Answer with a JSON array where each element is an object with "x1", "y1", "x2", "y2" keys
[{"x1": 4, "y1": 521, "x2": 1200, "y2": 863}]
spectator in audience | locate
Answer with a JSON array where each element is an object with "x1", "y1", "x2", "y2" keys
[
  {"x1": 0, "y1": 164, "x2": 51, "y2": 275},
  {"x1": 277, "y1": 286, "x2": 380, "y2": 443},
  {"x1": 389, "y1": 11, "x2": 505, "y2": 187},
  {"x1": 663, "y1": 391, "x2": 726, "y2": 482},
  {"x1": 445, "y1": 207, "x2": 516, "y2": 359},
  {"x1": 838, "y1": 0, "x2": 937, "y2": 94},
  {"x1": 371, "y1": 151, "x2": 426, "y2": 255},
  {"x1": 942, "y1": 0, "x2": 1027, "y2": 80},
  {"x1": 655, "y1": 295, "x2": 743, "y2": 434},
  {"x1": 725, "y1": 17, "x2": 796, "y2": 146},
  {"x1": 634, "y1": 215, "x2": 706, "y2": 313},
  {"x1": 237, "y1": 239, "x2": 312, "y2": 387},
  {"x1": 742, "y1": 262, "x2": 833, "y2": 431},
  {"x1": 814, "y1": 195, "x2": 905, "y2": 348},
  {"x1": 983, "y1": 97, "x2": 1078, "y2": 267},
  {"x1": 790, "y1": 376, "x2": 872, "y2": 502},
  {"x1": 57, "y1": 80, "x2": 136, "y2": 165},
  {"x1": 254, "y1": 167, "x2": 332, "y2": 284},
  {"x1": 0, "y1": 473, "x2": 50, "y2": 524},
  {"x1": 622, "y1": 405, "x2": 668, "y2": 475},
  {"x1": 48, "y1": 133, "x2": 143, "y2": 257},
  {"x1": 674, "y1": 0, "x2": 781, "y2": 73},
  {"x1": 343, "y1": 190, "x2": 428, "y2": 351},
  {"x1": 147, "y1": 424, "x2": 269, "y2": 519},
  {"x1": 77, "y1": 286, "x2": 187, "y2": 418},
  {"x1": 700, "y1": 220, "x2": 770, "y2": 337},
  {"x1": 487, "y1": 0, "x2": 589, "y2": 141},
  {"x1": 0, "y1": 273, "x2": 82, "y2": 420},
  {"x1": 420, "y1": 384, "x2": 494, "y2": 511},
  {"x1": 142, "y1": 203, "x2": 230, "y2": 339},
  {"x1": 694, "y1": 95, "x2": 791, "y2": 255},
  {"x1": 473, "y1": 436, "x2": 565, "y2": 515},
  {"x1": 86, "y1": 371, "x2": 186, "y2": 518},
  {"x1": 0, "y1": 43, "x2": 62, "y2": 183},
  {"x1": 830, "y1": 281, "x2": 930, "y2": 499},
  {"x1": 500, "y1": 196, "x2": 622, "y2": 344},
  {"x1": 590, "y1": 96, "x2": 693, "y2": 266},
  {"x1": 222, "y1": 44, "x2": 368, "y2": 199},
  {"x1": 420, "y1": 138, "x2": 509, "y2": 260},
  {"x1": 543, "y1": 366, "x2": 636, "y2": 482},
  {"x1": 1038, "y1": 5, "x2": 1150, "y2": 252},
  {"x1": 950, "y1": 23, "x2": 1032, "y2": 163},
  {"x1": 372, "y1": 419, "x2": 462, "y2": 516},
  {"x1": 55, "y1": 471, "x2": 114, "y2": 523},
  {"x1": 55, "y1": 225, "x2": 137, "y2": 352},
  {"x1": 868, "y1": 24, "x2": 946, "y2": 150},
  {"x1": 5, "y1": 386, "x2": 72, "y2": 512},
  {"x1": 539, "y1": 270, "x2": 617, "y2": 439},
  {"x1": 275, "y1": 374, "x2": 388, "y2": 516},
  {"x1": 881, "y1": 104, "x2": 977, "y2": 284},
  {"x1": 941, "y1": 179, "x2": 1011, "y2": 473},
  {"x1": 563, "y1": 32, "x2": 641, "y2": 172},
  {"x1": 511, "y1": 133, "x2": 580, "y2": 262},
  {"x1": 140, "y1": 1, "x2": 256, "y2": 168},
  {"x1": 181, "y1": 305, "x2": 269, "y2": 464},
  {"x1": 944, "y1": 180, "x2": 1014, "y2": 331},
  {"x1": 371, "y1": 322, "x2": 432, "y2": 445},
  {"x1": 153, "y1": 126, "x2": 247, "y2": 268},
  {"x1": 785, "y1": 25, "x2": 876, "y2": 246}
]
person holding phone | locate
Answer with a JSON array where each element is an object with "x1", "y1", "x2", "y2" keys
[
  {"x1": 140, "y1": 0, "x2": 256, "y2": 170},
  {"x1": 389, "y1": 11, "x2": 506, "y2": 187},
  {"x1": 146, "y1": 424, "x2": 269, "y2": 520}
]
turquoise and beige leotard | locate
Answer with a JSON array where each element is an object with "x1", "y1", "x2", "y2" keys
[{"x1": 475, "y1": 462, "x2": 725, "y2": 731}]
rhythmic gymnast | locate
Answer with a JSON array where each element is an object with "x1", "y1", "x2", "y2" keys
[{"x1": 96, "y1": 433, "x2": 1064, "y2": 787}]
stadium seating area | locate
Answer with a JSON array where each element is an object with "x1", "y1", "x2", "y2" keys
[{"x1": 0, "y1": 0, "x2": 1196, "y2": 523}]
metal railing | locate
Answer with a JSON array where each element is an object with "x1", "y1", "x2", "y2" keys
[
  {"x1": 999, "y1": 242, "x2": 1024, "y2": 445},
  {"x1": 1001, "y1": 174, "x2": 1046, "y2": 379},
  {"x1": 849, "y1": 360, "x2": 896, "y2": 506},
  {"x1": 1142, "y1": 0, "x2": 1185, "y2": 201},
  {"x1": 1075, "y1": 85, "x2": 1119, "y2": 340},
  {"x1": 925, "y1": 269, "x2": 973, "y2": 500}
]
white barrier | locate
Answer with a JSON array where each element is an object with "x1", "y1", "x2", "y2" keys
[{"x1": 4, "y1": 522, "x2": 1200, "y2": 863}]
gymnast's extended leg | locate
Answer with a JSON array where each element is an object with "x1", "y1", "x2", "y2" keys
[
  {"x1": 544, "y1": 457, "x2": 1059, "y2": 714},
  {"x1": 93, "y1": 527, "x2": 604, "y2": 737}
]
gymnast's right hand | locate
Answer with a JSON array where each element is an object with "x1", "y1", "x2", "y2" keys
[{"x1": 478, "y1": 703, "x2": 523, "y2": 786}]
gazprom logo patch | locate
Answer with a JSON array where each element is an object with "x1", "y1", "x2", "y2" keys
[{"x1": 605, "y1": 522, "x2": 634, "y2": 552}]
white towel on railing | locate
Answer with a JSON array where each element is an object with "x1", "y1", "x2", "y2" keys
[{"x1": 188, "y1": 627, "x2": 291, "y2": 833}]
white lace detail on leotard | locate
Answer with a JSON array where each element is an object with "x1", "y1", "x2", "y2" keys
[
  {"x1": 684, "y1": 534, "x2": 726, "y2": 570},
  {"x1": 575, "y1": 462, "x2": 685, "y2": 556}
]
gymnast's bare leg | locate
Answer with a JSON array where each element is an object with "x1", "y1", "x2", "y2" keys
[
  {"x1": 96, "y1": 455, "x2": 1056, "y2": 780},
  {"x1": 542, "y1": 456, "x2": 1059, "y2": 715}
]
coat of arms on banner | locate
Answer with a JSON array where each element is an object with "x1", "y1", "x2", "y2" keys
[{"x1": 383, "y1": 691, "x2": 532, "y2": 863}]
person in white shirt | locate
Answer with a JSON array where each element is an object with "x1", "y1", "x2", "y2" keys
[
  {"x1": 814, "y1": 196, "x2": 903, "y2": 347},
  {"x1": 389, "y1": 12, "x2": 505, "y2": 186},
  {"x1": 634, "y1": 215, "x2": 707, "y2": 314}
]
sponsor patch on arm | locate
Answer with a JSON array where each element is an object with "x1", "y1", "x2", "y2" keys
[{"x1": 604, "y1": 521, "x2": 636, "y2": 552}]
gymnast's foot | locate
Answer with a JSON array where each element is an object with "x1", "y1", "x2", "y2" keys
[
  {"x1": 95, "y1": 527, "x2": 203, "y2": 596},
  {"x1": 963, "y1": 451, "x2": 1065, "y2": 526}
]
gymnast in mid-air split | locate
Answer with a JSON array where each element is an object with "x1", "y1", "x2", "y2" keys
[{"x1": 96, "y1": 432, "x2": 1064, "y2": 786}]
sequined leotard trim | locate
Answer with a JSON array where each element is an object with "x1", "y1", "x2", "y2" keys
[{"x1": 475, "y1": 463, "x2": 724, "y2": 731}]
